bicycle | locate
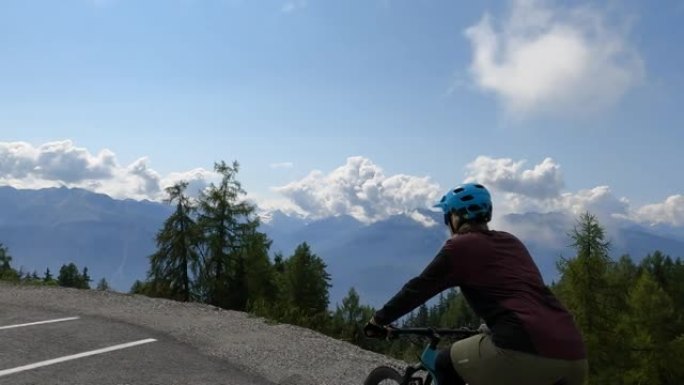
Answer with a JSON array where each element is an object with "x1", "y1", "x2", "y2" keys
[{"x1": 364, "y1": 327, "x2": 479, "y2": 385}]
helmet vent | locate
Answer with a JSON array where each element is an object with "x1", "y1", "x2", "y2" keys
[
  {"x1": 454, "y1": 187, "x2": 464, "y2": 193},
  {"x1": 475, "y1": 184, "x2": 484, "y2": 189},
  {"x1": 460, "y1": 195, "x2": 474, "y2": 201}
]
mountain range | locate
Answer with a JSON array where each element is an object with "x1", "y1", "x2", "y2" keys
[{"x1": 1, "y1": 186, "x2": 683, "y2": 308}]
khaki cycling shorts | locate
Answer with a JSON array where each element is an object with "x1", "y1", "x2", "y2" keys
[{"x1": 449, "y1": 334, "x2": 588, "y2": 385}]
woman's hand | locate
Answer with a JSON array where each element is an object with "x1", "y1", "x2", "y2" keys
[{"x1": 363, "y1": 317, "x2": 394, "y2": 339}]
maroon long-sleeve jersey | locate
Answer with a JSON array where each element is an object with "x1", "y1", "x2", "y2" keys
[{"x1": 373, "y1": 229, "x2": 586, "y2": 360}]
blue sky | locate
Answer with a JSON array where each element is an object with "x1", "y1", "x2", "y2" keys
[{"x1": 1, "y1": 0, "x2": 683, "y2": 227}]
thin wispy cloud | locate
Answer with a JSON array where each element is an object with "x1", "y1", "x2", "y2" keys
[
  {"x1": 281, "y1": 0, "x2": 307, "y2": 14},
  {"x1": 464, "y1": 0, "x2": 644, "y2": 119},
  {"x1": 270, "y1": 162, "x2": 294, "y2": 170},
  {"x1": 85, "y1": 0, "x2": 117, "y2": 7}
]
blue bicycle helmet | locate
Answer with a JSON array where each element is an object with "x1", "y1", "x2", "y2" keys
[{"x1": 433, "y1": 183, "x2": 492, "y2": 225}]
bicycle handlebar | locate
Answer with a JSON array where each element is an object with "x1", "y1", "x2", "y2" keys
[{"x1": 387, "y1": 327, "x2": 479, "y2": 339}]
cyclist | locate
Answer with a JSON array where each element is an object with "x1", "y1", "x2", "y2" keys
[{"x1": 364, "y1": 183, "x2": 588, "y2": 385}]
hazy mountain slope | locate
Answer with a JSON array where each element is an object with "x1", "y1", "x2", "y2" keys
[
  {"x1": 2, "y1": 186, "x2": 683, "y2": 308},
  {"x1": 0, "y1": 186, "x2": 171, "y2": 290}
]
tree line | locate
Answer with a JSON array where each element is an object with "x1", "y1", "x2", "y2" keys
[
  {"x1": 128, "y1": 160, "x2": 335, "y2": 329},
  {"x1": 0, "y1": 245, "x2": 110, "y2": 290}
]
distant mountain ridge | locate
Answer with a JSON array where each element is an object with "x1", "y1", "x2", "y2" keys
[
  {"x1": 0, "y1": 186, "x2": 172, "y2": 292},
  {"x1": 1, "y1": 186, "x2": 683, "y2": 308}
]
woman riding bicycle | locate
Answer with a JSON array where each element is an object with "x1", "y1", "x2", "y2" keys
[{"x1": 364, "y1": 183, "x2": 588, "y2": 385}]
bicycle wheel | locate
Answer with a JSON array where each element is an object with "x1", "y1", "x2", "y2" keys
[{"x1": 364, "y1": 365, "x2": 404, "y2": 385}]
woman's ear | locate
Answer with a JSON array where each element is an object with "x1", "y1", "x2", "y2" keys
[{"x1": 448, "y1": 213, "x2": 459, "y2": 234}]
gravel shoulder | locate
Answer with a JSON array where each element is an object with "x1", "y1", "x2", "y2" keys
[{"x1": 0, "y1": 282, "x2": 406, "y2": 385}]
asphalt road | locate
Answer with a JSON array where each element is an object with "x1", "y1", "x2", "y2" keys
[{"x1": 0, "y1": 303, "x2": 275, "y2": 385}]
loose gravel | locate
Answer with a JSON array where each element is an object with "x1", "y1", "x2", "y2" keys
[{"x1": 0, "y1": 282, "x2": 407, "y2": 385}]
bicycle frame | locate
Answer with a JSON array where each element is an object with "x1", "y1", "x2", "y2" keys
[
  {"x1": 389, "y1": 327, "x2": 478, "y2": 385},
  {"x1": 420, "y1": 344, "x2": 439, "y2": 380},
  {"x1": 399, "y1": 345, "x2": 439, "y2": 385}
]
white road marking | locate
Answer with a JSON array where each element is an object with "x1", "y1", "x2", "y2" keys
[
  {"x1": 0, "y1": 338, "x2": 157, "y2": 377},
  {"x1": 0, "y1": 317, "x2": 80, "y2": 331}
]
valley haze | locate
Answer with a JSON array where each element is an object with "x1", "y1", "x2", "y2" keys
[{"x1": 1, "y1": 186, "x2": 682, "y2": 309}]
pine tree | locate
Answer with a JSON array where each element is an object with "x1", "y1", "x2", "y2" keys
[
  {"x1": 437, "y1": 289, "x2": 478, "y2": 328},
  {"x1": 0, "y1": 243, "x2": 19, "y2": 281},
  {"x1": 80, "y1": 267, "x2": 91, "y2": 289},
  {"x1": 640, "y1": 251, "x2": 673, "y2": 294},
  {"x1": 641, "y1": 252, "x2": 684, "y2": 331},
  {"x1": 58, "y1": 263, "x2": 81, "y2": 288},
  {"x1": 197, "y1": 161, "x2": 260, "y2": 310},
  {"x1": 555, "y1": 212, "x2": 617, "y2": 383},
  {"x1": 130, "y1": 280, "x2": 146, "y2": 294},
  {"x1": 148, "y1": 181, "x2": 201, "y2": 301},
  {"x1": 664, "y1": 257, "x2": 684, "y2": 334},
  {"x1": 621, "y1": 270, "x2": 683, "y2": 384},
  {"x1": 281, "y1": 242, "x2": 332, "y2": 326},
  {"x1": 273, "y1": 252, "x2": 285, "y2": 273},
  {"x1": 331, "y1": 287, "x2": 376, "y2": 347},
  {"x1": 243, "y1": 229, "x2": 277, "y2": 306},
  {"x1": 608, "y1": 254, "x2": 638, "y2": 299},
  {"x1": 414, "y1": 304, "x2": 429, "y2": 326},
  {"x1": 44, "y1": 267, "x2": 53, "y2": 283},
  {"x1": 0, "y1": 243, "x2": 11, "y2": 271},
  {"x1": 96, "y1": 278, "x2": 110, "y2": 291}
]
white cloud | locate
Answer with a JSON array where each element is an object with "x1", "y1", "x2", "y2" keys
[
  {"x1": 281, "y1": 0, "x2": 307, "y2": 13},
  {"x1": 557, "y1": 185, "x2": 630, "y2": 220},
  {"x1": 464, "y1": 0, "x2": 644, "y2": 118},
  {"x1": 3, "y1": 143, "x2": 681, "y2": 230},
  {"x1": 248, "y1": 195, "x2": 308, "y2": 223},
  {"x1": 464, "y1": 156, "x2": 563, "y2": 199},
  {"x1": 161, "y1": 168, "x2": 216, "y2": 198},
  {"x1": 268, "y1": 155, "x2": 682, "y2": 229},
  {"x1": 463, "y1": 156, "x2": 684, "y2": 228},
  {"x1": 0, "y1": 140, "x2": 215, "y2": 201},
  {"x1": 632, "y1": 195, "x2": 684, "y2": 227},
  {"x1": 274, "y1": 156, "x2": 441, "y2": 224},
  {"x1": 127, "y1": 157, "x2": 162, "y2": 197},
  {"x1": 0, "y1": 141, "x2": 116, "y2": 183},
  {"x1": 269, "y1": 162, "x2": 294, "y2": 170},
  {"x1": 464, "y1": 156, "x2": 631, "y2": 222}
]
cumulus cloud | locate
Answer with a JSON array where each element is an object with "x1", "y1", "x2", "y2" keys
[
  {"x1": 4, "y1": 143, "x2": 681, "y2": 230},
  {"x1": 465, "y1": 156, "x2": 563, "y2": 199},
  {"x1": 1, "y1": 141, "x2": 116, "y2": 183},
  {"x1": 464, "y1": 0, "x2": 644, "y2": 118},
  {"x1": 558, "y1": 185, "x2": 630, "y2": 220},
  {"x1": 632, "y1": 195, "x2": 684, "y2": 227},
  {"x1": 462, "y1": 156, "x2": 684, "y2": 229},
  {"x1": 0, "y1": 140, "x2": 215, "y2": 201},
  {"x1": 274, "y1": 156, "x2": 441, "y2": 224},
  {"x1": 161, "y1": 168, "x2": 216, "y2": 198},
  {"x1": 270, "y1": 155, "x2": 682, "y2": 229},
  {"x1": 464, "y1": 156, "x2": 631, "y2": 223}
]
